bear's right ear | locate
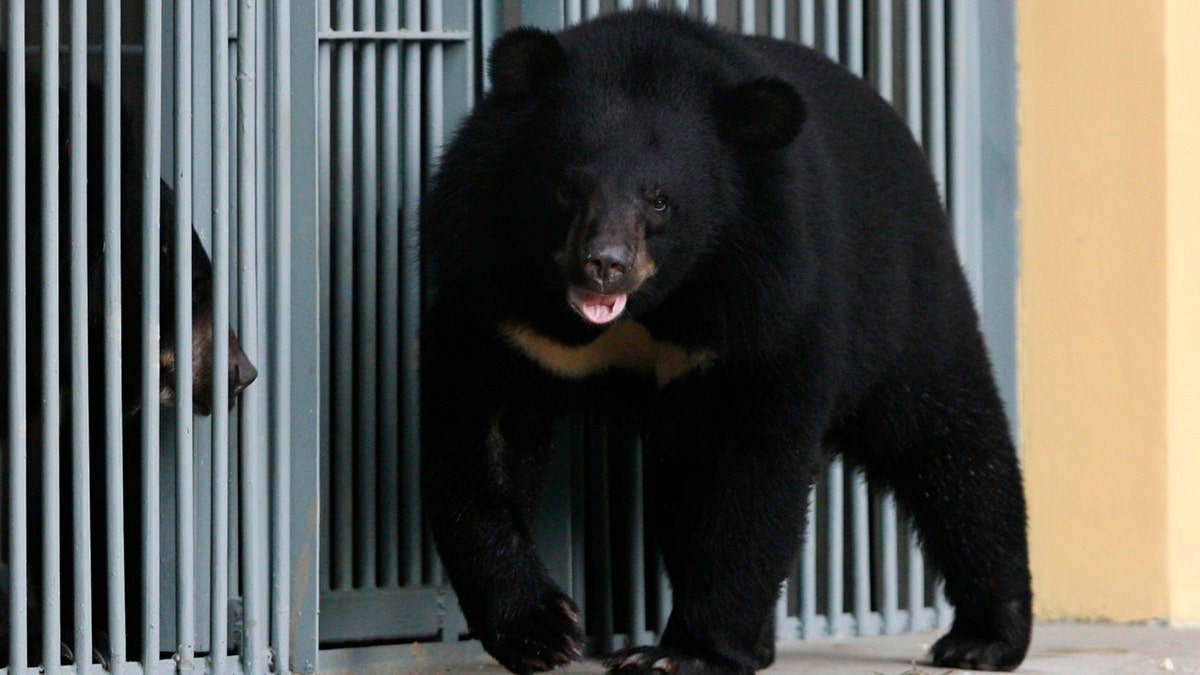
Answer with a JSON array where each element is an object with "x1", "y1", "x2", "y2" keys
[
  {"x1": 489, "y1": 27, "x2": 566, "y2": 96},
  {"x1": 714, "y1": 78, "x2": 806, "y2": 149}
]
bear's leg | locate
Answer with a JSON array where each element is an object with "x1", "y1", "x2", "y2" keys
[
  {"x1": 422, "y1": 370, "x2": 584, "y2": 675},
  {"x1": 839, "y1": 374, "x2": 1031, "y2": 672},
  {"x1": 608, "y1": 381, "x2": 817, "y2": 675}
]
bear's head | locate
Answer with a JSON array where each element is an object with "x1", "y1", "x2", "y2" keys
[
  {"x1": 485, "y1": 15, "x2": 805, "y2": 330},
  {"x1": 155, "y1": 206, "x2": 259, "y2": 417}
]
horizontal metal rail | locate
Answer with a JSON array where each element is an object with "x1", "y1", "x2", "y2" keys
[{"x1": 317, "y1": 29, "x2": 470, "y2": 41}]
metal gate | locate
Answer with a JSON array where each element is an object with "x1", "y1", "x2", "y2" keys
[{"x1": 2, "y1": 0, "x2": 1016, "y2": 673}]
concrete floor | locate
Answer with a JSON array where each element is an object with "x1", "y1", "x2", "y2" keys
[
  {"x1": 320, "y1": 622, "x2": 1200, "y2": 674},
  {"x1": 766, "y1": 622, "x2": 1200, "y2": 674}
]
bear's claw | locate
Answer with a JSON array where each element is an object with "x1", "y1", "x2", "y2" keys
[{"x1": 482, "y1": 595, "x2": 585, "y2": 674}]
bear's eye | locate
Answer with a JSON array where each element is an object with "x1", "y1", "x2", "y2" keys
[{"x1": 649, "y1": 193, "x2": 669, "y2": 212}]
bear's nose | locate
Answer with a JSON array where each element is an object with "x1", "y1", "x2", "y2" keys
[
  {"x1": 230, "y1": 350, "x2": 259, "y2": 399},
  {"x1": 584, "y1": 246, "x2": 631, "y2": 290}
]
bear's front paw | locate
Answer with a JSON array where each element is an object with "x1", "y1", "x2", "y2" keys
[
  {"x1": 605, "y1": 647, "x2": 750, "y2": 675},
  {"x1": 930, "y1": 599, "x2": 1030, "y2": 672},
  {"x1": 478, "y1": 592, "x2": 585, "y2": 674},
  {"x1": 930, "y1": 630, "x2": 1025, "y2": 672}
]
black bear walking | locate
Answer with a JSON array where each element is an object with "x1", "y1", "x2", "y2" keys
[{"x1": 420, "y1": 10, "x2": 1031, "y2": 674}]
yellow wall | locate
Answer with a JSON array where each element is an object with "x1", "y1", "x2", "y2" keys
[
  {"x1": 1166, "y1": 0, "x2": 1200, "y2": 621},
  {"x1": 1018, "y1": 0, "x2": 1200, "y2": 622}
]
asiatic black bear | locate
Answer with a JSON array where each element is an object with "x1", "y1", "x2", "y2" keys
[{"x1": 420, "y1": 10, "x2": 1030, "y2": 674}]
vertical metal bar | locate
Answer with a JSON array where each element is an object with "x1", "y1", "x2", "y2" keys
[
  {"x1": 142, "y1": 0, "x2": 167, "y2": 665},
  {"x1": 284, "y1": 0, "x2": 322, "y2": 664},
  {"x1": 428, "y1": 1, "x2": 446, "y2": 157},
  {"x1": 617, "y1": 0, "x2": 634, "y2": 12},
  {"x1": 588, "y1": 423, "x2": 613, "y2": 651},
  {"x1": 774, "y1": 579, "x2": 787, "y2": 641},
  {"x1": 822, "y1": 0, "x2": 840, "y2": 62},
  {"x1": 317, "y1": 0, "x2": 334, "y2": 596},
  {"x1": 876, "y1": 0, "x2": 894, "y2": 101},
  {"x1": 586, "y1": 0, "x2": 601, "y2": 21},
  {"x1": 238, "y1": 0, "x2": 270, "y2": 669},
  {"x1": 739, "y1": 0, "x2": 754, "y2": 34},
  {"x1": 271, "y1": 0, "x2": 295, "y2": 664},
  {"x1": 825, "y1": 459, "x2": 844, "y2": 636},
  {"x1": 880, "y1": 495, "x2": 900, "y2": 634},
  {"x1": 800, "y1": 491, "x2": 818, "y2": 638},
  {"x1": 5, "y1": 2, "x2": 29, "y2": 668},
  {"x1": 356, "y1": 0, "x2": 381, "y2": 591},
  {"x1": 427, "y1": 0, "x2": 449, "y2": 589},
  {"x1": 331, "y1": 0, "x2": 355, "y2": 593},
  {"x1": 799, "y1": 0, "x2": 816, "y2": 47},
  {"x1": 378, "y1": 0, "x2": 403, "y2": 591},
  {"x1": 480, "y1": 0, "x2": 498, "y2": 90},
  {"x1": 936, "y1": 579, "x2": 953, "y2": 628},
  {"x1": 174, "y1": 0, "x2": 198, "y2": 665},
  {"x1": 950, "y1": 0, "x2": 982, "y2": 301},
  {"x1": 904, "y1": 0, "x2": 922, "y2": 145},
  {"x1": 565, "y1": 0, "x2": 582, "y2": 28},
  {"x1": 701, "y1": 0, "x2": 717, "y2": 23},
  {"x1": 103, "y1": 0, "x2": 129, "y2": 662},
  {"x1": 847, "y1": 0, "x2": 864, "y2": 76},
  {"x1": 68, "y1": 0, "x2": 95, "y2": 665},
  {"x1": 628, "y1": 437, "x2": 648, "y2": 646},
  {"x1": 769, "y1": 0, "x2": 785, "y2": 40},
  {"x1": 928, "y1": 0, "x2": 947, "y2": 194},
  {"x1": 210, "y1": 0, "x2": 233, "y2": 665},
  {"x1": 569, "y1": 421, "x2": 587, "y2": 626},
  {"x1": 40, "y1": 0, "x2": 65, "y2": 666},
  {"x1": 401, "y1": 0, "x2": 424, "y2": 588},
  {"x1": 851, "y1": 472, "x2": 870, "y2": 635},
  {"x1": 906, "y1": 533, "x2": 926, "y2": 631}
]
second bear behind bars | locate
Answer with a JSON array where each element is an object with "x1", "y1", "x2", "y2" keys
[{"x1": 419, "y1": 10, "x2": 1031, "y2": 675}]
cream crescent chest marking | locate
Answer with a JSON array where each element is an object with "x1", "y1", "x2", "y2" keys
[{"x1": 501, "y1": 321, "x2": 713, "y2": 388}]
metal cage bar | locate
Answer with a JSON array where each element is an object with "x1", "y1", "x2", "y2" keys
[
  {"x1": 68, "y1": 0, "x2": 95, "y2": 665},
  {"x1": 38, "y1": 0, "x2": 65, "y2": 666},
  {"x1": 174, "y1": 0, "x2": 199, "y2": 664},
  {"x1": 102, "y1": 0, "x2": 130, "y2": 663},
  {"x1": 6, "y1": 2, "x2": 30, "y2": 668},
  {"x1": 209, "y1": 0, "x2": 234, "y2": 666}
]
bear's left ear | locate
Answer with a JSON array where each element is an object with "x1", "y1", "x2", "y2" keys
[
  {"x1": 489, "y1": 27, "x2": 566, "y2": 97},
  {"x1": 714, "y1": 78, "x2": 805, "y2": 149}
]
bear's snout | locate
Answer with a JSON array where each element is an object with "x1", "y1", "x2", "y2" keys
[
  {"x1": 583, "y1": 245, "x2": 632, "y2": 292},
  {"x1": 230, "y1": 341, "x2": 259, "y2": 399}
]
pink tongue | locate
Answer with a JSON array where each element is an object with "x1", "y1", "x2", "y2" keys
[{"x1": 576, "y1": 292, "x2": 628, "y2": 324}]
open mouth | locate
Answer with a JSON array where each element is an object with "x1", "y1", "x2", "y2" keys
[{"x1": 569, "y1": 288, "x2": 628, "y2": 325}]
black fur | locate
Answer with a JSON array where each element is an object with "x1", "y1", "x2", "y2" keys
[
  {"x1": 421, "y1": 10, "x2": 1030, "y2": 675},
  {"x1": 0, "y1": 66, "x2": 258, "y2": 667}
]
